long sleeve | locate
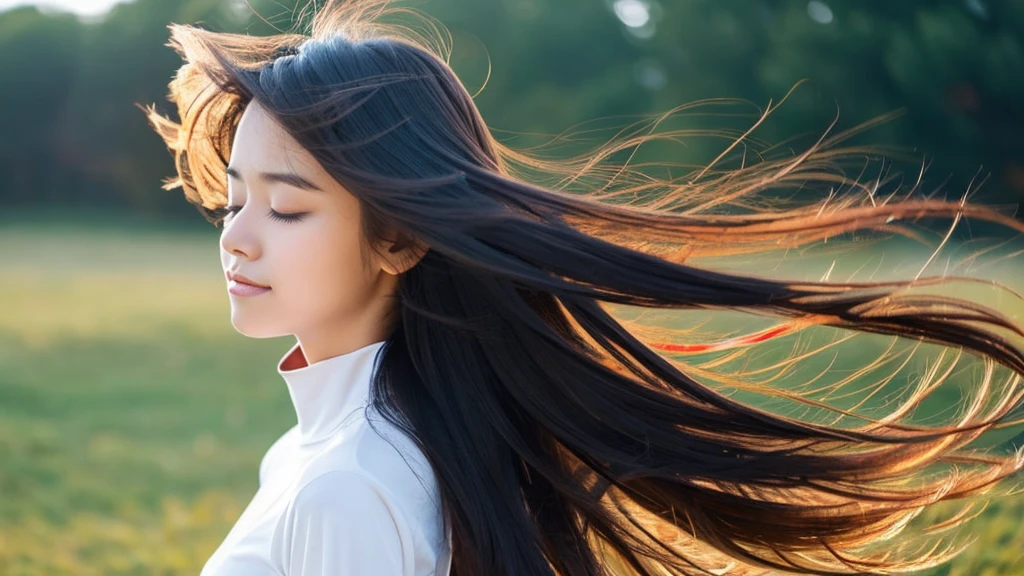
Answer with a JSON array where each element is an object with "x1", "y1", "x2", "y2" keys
[{"x1": 273, "y1": 470, "x2": 411, "y2": 575}]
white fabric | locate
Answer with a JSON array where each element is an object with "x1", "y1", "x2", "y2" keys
[{"x1": 200, "y1": 339, "x2": 453, "y2": 576}]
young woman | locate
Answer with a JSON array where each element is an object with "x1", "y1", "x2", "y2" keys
[{"x1": 145, "y1": 0, "x2": 1024, "y2": 574}]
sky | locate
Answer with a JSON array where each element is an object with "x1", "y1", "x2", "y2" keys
[{"x1": 0, "y1": 0, "x2": 133, "y2": 17}]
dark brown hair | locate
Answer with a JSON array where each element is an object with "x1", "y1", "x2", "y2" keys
[{"x1": 144, "y1": 1, "x2": 1024, "y2": 573}]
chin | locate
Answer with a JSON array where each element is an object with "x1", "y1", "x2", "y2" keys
[{"x1": 229, "y1": 312, "x2": 285, "y2": 339}]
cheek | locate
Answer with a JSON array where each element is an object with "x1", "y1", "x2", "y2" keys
[{"x1": 276, "y1": 225, "x2": 375, "y2": 313}]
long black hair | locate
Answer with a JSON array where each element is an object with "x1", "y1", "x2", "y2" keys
[{"x1": 145, "y1": 1, "x2": 1024, "y2": 573}]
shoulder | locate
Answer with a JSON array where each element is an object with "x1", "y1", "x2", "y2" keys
[
  {"x1": 289, "y1": 469, "x2": 407, "y2": 522},
  {"x1": 300, "y1": 408, "x2": 442, "y2": 518},
  {"x1": 274, "y1": 470, "x2": 412, "y2": 574},
  {"x1": 355, "y1": 409, "x2": 440, "y2": 501},
  {"x1": 273, "y1": 412, "x2": 451, "y2": 575},
  {"x1": 259, "y1": 424, "x2": 299, "y2": 486}
]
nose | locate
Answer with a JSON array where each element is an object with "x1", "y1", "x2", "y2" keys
[{"x1": 219, "y1": 209, "x2": 262, "y2": 261}]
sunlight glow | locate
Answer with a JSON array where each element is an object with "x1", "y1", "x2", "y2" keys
[
  {"x1": 806, "y1": 1, "x2": 834, "y2": 25},
  {"x1": 0, "y1": 0, "x2": 133, "y2": 18},
  {"x1": 612, "y1": 0, "x2": 650, "y2": 29}
]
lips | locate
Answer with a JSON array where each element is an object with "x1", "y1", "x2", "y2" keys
[{"x1": 226, "y1": 271, "x2": 271, "y2": 289}]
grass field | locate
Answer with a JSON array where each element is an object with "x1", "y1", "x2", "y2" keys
[{"x1": 2, "y1": 214, "x2": 1024, "y2": 575}]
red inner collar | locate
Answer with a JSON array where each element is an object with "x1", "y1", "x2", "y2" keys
[{"x1": 280, "y1": 345, "x2": 309, "y2": 371}]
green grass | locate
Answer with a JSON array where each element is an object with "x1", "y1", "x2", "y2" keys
[
  {"x1": 2, "y1": 216, "x2": 1024, "y2": 575},
  {"x1": 0, "y1": 218, "x2": 296, "y2": 575}
]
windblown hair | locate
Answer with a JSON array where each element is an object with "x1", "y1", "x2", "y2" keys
[{"x1": 145, "y1": 1, "x2": 1024, "y2": 574}]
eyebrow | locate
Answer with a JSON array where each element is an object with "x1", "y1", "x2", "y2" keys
[{"x1": 226, "y1": 166, "x2": 323, "y2": 192}]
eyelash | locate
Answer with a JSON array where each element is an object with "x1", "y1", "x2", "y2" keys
[{"x1": 222, "y1": 205, "x2": 307, "y2": 223}]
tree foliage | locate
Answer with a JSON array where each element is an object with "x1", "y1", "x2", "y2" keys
[{"x1": 0, "y1": 0, "x2": 1020, "y2": 222}]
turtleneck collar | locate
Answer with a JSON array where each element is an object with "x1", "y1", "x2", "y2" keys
[{"x1": 276, "y1": 339, "x2": 387, "y2": 445}]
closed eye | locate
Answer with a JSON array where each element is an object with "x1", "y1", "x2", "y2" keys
[{"x1": 221, "y1": 205, "x2": 308, "y2": 223}]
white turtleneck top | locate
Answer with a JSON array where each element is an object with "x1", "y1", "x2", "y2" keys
[{"x1": 200, "y1": 340, "x2": 453, "y2": 576}]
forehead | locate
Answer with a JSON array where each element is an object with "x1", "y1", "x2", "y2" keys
[{"x1": 230, "y1": 102, "x2": 317, "y2": 173}]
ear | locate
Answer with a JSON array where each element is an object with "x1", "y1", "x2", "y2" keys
[{"x1": 376, "y1": 232, "x2": 429, "y2": 276}]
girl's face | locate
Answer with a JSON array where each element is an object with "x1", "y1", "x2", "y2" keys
[{"x1": 219, "y1": 102, "x2": 418, "y2": 363}]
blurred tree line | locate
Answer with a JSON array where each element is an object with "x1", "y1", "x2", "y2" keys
[{"x1": 0, "y1": 0, "x2": 1021, "y2": 225}]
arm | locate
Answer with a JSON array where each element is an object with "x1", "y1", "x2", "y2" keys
[{"x1": 274, "y1": 470, "x2": 410, "y2": 575}]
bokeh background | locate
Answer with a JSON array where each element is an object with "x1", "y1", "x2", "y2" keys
[{"x1": 2, "y1": 0, "x2": 1024, "y2": 574}]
